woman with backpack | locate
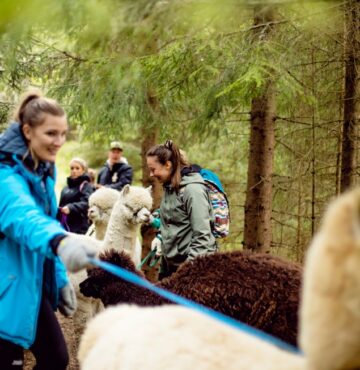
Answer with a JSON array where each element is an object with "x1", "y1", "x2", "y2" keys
[
  {"x1": 146, "y1": 140, "x2": 217, "y2": 279},
  {"x1": 57, "y1": 157, "x2": 94, "y2": 234}
]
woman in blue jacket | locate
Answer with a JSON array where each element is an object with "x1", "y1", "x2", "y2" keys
[{"x1": 0, "y1": 91, "x2": 96, "y2": 370}]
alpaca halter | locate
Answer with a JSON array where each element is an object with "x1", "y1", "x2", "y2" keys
[{"x1": 124, "y1": 203, "x2": 147, "y2": 217}]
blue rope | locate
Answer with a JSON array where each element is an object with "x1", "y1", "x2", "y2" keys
[{"x1": 89, "y1": 257, "x2": 302, "y2": 355}]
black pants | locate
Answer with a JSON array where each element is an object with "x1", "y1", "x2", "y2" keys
[
  {"x1": 158, "y1": 256, "x2": 184, "y2": 280},
  {"x1": 0, "y1": 296, "x2": 68, "y2": 370}
]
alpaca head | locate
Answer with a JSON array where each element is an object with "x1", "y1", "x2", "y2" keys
[
  {"x1": 87, "y1": 187, "x2": 119, "y2": 225},
  {"x1": 118, "y1": 185, "x2": 153, "y2": 225},
  {"x1": 80, "y1": 249, "x2": 142, "y2": 301},
  {"x1": 299, "y1": 187, "x2": 360, "y2": 370}
]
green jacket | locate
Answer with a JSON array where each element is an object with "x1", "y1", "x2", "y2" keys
[{"x1": 159, "y1": 172, "x2": 217, "y2": 267}]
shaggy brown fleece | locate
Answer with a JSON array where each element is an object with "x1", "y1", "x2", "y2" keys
[{"x1": 80, "y1": 250, "x2": 302, "y2": 346}]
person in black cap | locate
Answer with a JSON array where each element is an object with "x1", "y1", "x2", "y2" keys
[{"x1": 97, "y1": 141, "x2": 133, "y2": 191}]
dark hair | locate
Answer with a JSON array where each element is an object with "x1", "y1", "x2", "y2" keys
[
  {"x1": 146, "y1": 140, "x2": 188, "y2": 190},
  {"x1": 15, "y1": 89, "x2": 65, "y2": 128}
]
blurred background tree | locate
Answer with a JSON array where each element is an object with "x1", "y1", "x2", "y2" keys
[{"x1": 0, "y1": 0, "x2": 357, "y2": 262}]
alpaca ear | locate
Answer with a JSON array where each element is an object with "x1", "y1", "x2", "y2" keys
[
  {"x1": 122, "y1": 184, "x2": 131, "y2": 196},
  {"x1": 146, "y1": 186, "x2": 152, "y2": 194}
]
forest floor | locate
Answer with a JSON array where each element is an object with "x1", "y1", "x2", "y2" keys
[{"x1": 24, "y1": 313, "x2": 80, "y2": 370}]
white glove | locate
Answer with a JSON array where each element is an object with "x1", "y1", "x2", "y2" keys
[
  {"x1": 151, "y1": 236, "x2": 162, "y2": 257},
  {"x1": 57, "y1": 236, "x2": 97, "y2": 272},
  {"x1": 58, "y1": 283, "x2": 77, "y2": 317}
]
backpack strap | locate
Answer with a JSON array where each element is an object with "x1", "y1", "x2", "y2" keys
[
  {"x1": 199, "y1": 168, "x2": 225, "y2": 193},
  {"x1": 79, "y1": 180, "x2": 89, "y2": 192}
]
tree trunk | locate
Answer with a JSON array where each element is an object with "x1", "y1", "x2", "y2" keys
[
  {"x1": 140, "y1": 89, "x2": 163, "y2": 282},
  {"x1": 243, "y1": 6, "x2": 276, "y2": 253},
  {"x1": 340, "y1": 0, "x2": 360, "y2": 192}
]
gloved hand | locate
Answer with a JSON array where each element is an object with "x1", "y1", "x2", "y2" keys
[
  {"x1": 151, "y1": 235, "x2": 162, "y2": 257},
  {"x1": 148, "y1": 214, "x2": 161, "y2": 230},
  {"x1": 58, "y1": 282, "x2": 77, "y2": 317},
  {"x1": 57, "y1": 236, "x2": 97, "y2": 272}
]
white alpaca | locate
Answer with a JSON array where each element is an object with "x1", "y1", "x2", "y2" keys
[
  {"x1": 299, "y1": 188, "x2": 360, "y2": 370},
  {"x1": 79, "y1": 188, "x2": 360, "y2": 370},
  {"x1": 78, "y1": 305, "x2": 304, "y2": 370},
  {"x1": 71, "y1": 187, "x2": 119, "y2": 336},
  {"x1": 86, "y1": 187, "x2": 119, "y2": 240},
  {"x1": 71, "y1": 184, "x2": 152, "y2": 262},
  {"x1": 100, "y1": 185, "x2": 151, "y2": 264},
  {"x1": 70, "y1": 184, "x2": 153, "y2": 335}
]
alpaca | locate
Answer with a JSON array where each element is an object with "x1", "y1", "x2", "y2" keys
[
  {"x1": 86, "y1": 187, "x2": 119, "y2": 240},
  {"x1": 100, "y1": 185, "x2": 152, "y2": 264},
  {"x1": 78, "y1": 305, "x2": 304, "y2": 370},
  {"x1": 70, "y1": 184, "x2": 153, "y2": 335},
  {"x1": 80, "y1": 249, "x2": 302, "y2": 345},
  {"x1": 71, "y1": 184, "x2": 153, "y2": 262},
  {"x1": 299, "y1": 188, "x2": 360, "y2": 370},
  {"x1": 71, "y1": 187, "x2": 119, "y2": 337},
  {"x1": 78, "y1": 187, "x2": 360, "y2": 370}
]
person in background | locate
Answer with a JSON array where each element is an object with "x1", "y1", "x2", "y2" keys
[
  {"x1": 97, "y1": 141, "x2": 132, "y2": 191},
  {"x1": 146, "y1": 140, "x2": 217, "y2": 279},
  {"x1": 57, "y1": 157, "x2": 94, "y2": 234},
  {"x1": 87, "y1": 167, "x2": 97, "y2": 189},
  {"x1": 0, "y1": 90, "x2": 96, "y2": 370}
]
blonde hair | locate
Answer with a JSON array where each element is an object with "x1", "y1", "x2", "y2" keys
[{"x1": 70, "y1": 157, "x2": 88, "y2": 172}]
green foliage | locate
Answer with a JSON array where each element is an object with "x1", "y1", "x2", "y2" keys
[{"x1": 0, "y1": 0, "x2": 350, "y2": 260}]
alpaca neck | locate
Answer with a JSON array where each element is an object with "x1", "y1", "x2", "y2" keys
[
  {"x1": 103, "y1": 204, "x2": 138, "y2": 256},
  {"x1": 94, "y1": 221, "x2": 107, "y2": 241}
]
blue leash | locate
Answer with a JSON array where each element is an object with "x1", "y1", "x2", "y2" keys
[{"x1": 89, "y1": 257, "x2": 301, "y2": 355}]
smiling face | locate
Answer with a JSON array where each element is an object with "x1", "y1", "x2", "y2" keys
[
  {"x1": 22, "y1": 113, "x2": 68, "y2": 163},
  {"x1": 146, "y1": 155, "x2": 172, "y2": 184}
]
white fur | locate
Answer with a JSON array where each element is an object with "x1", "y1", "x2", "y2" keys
[
  {"x1": 79, "y1": 305, "x2": 304, "y2": 370},
  {"x1": 79, "y1": 188, "x2": 360, "y2": 370},
  {"x1": 70, "y1": 185, "x2": 153, "y2": 335},
  {"x1": 300, "y1": 188, "x2": 360, "y2": 370},
  {"x1": 86, "y1": 187, "x2": 120, "y2": 240}
]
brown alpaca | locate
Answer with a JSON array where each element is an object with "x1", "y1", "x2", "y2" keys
[{"x1": 80, "y1": 249, "x2": 302, "y2": 346}]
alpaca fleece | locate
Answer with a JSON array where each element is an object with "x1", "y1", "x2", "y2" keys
[
  {"x1": 86, "y1": 187, "x2": 119, "y2": 240},
  {"x1": 79, "y1": 187, "x2": 360, "y2": 370},
  {"x1": 78, "y1": 305, "x2": 304, "y2": 370},
  {"x1": 80, "y1": 249, "x2": 302, "y2": 345},
  {"x1": 299, "y1": 188, "x2": 360, "y2": 370},
  {"x1": 70, "y1": 185, "x2": 152, "y2": 336}
]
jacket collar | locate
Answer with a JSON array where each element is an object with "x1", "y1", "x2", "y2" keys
[
  {"x1": 67, "y1": 174, "x2": 91, "y2": 188},
  {"x1": 0, "y1": 121, "x2": 28, "y2": 157}
]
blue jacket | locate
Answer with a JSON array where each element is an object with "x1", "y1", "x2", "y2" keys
[{"x1": 0, "y1": 122, "x2": 68, "y2": 348}]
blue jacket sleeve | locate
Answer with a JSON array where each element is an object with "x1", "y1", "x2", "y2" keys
[{"x1": 0, "y1": 166, "x2": 67, "y2": 258}]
